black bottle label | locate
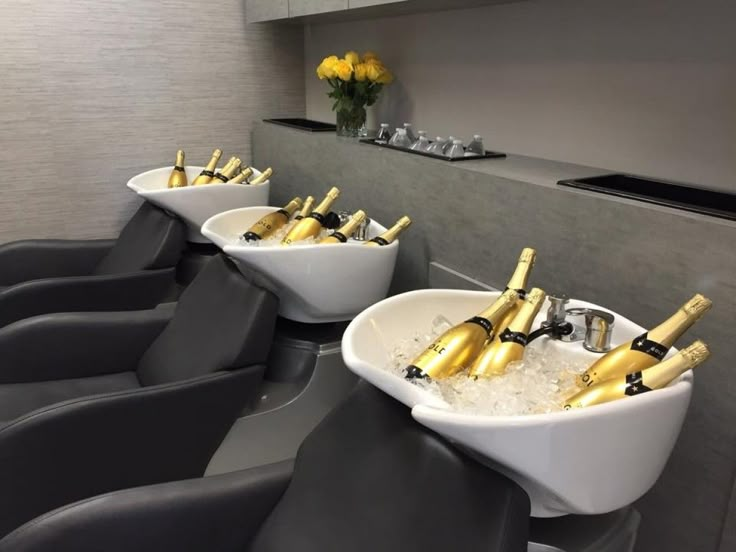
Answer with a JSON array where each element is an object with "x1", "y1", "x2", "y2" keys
[
  {"x1": 499, "y1": 328, "x2": 528, "y2": 346},
  {"x1": 405, "y1": 365, "x2": 427, "y2": 380},
  {"x1": 630, "y1": 333, "x2": 668, "y2": 360},
  {"x1": 466, "y1": 316, "x2": 493, "y2": 335},
  {"x1": 199, "y1": 170, "x2": 215, "y2": 177},
  {"x1": 505, "y1": 286, "x2": 526, "y2": 300},
  {"x1": 214, "y1": 173, "x2": 229, "y2": 182},
  {"x1": 174, "y1": 165, "x2": 185, "y2": 172},
  {"x1": 624, "y1": 372, "x2": 653, "y2": 396},
  {"x1": 370, "y1": 237, "x2": 390, "y2": 246},
  {"x1": 330, "y1": 232, "x2": 347, "y2": 243},
  {"x1": 242, "y1": 231, "x2": 261, "y2": 242},
  {"x1": 276, "y1": 209, "x2": 290, "y2": 218},
  {"x1": 309, "y1": 212, "x2": 326, "y2": 224}
]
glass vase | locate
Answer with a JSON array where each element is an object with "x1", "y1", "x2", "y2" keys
[{"x1": 336, "y1": 105, "x2": 367, "y2": 138}]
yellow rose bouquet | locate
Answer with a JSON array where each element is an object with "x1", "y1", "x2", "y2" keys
[{"x1": 316, "y1": 51, "x2": 394, "y2": 137}]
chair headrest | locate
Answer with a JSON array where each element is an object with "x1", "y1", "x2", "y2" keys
[
  {"x1": 249, "y1": 382, "x2": 531, "y2": 551},
  {"x1": 136, "y1": 254, "x2": 279, "y2": 386},
  {"x1": 93, "y1": 202, "x2": 187, "y2": 275}
]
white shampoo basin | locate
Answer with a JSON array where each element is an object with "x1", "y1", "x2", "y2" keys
[
  {"x1": 127, "y1": 166, "x2": 270, "y2": 243},
  {"x1": 342, "y1": 289, "x2": 692, "y2": 517},
  {"x1": 201, "y1": 206, "x2": 399, "y2": 323}
]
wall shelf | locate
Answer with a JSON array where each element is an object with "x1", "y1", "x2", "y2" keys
[{"x1": 246, "y1": 0, "x2": 532, "y2": 24}]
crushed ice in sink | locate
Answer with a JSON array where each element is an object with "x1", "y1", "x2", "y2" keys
[{"x1": 385, "y1": 315, "x2": 590, "y2": 416}]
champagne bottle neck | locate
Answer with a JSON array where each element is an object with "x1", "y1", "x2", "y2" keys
[
  {"x1": 283, "y1": 198, "x2": 303, "y2": 216},
  {"x1": 250, "y1": 168, "x2": 272, "y2": 184},
  {"x1": 336, "y1": 212, "x2": 366, "y2": 238},
  {"x1": 222, "y1": 160, "x2": 241, "y2": 180},
  {"x1": 640, "y1": 353, "x2": 692, "y2": 390},
  {"x1": 378, "y1": 222, "x2": 404, "y2": 242},
  {"x1": 507, "y1": 291, "x2": 545, "y2": 334},
  {"x1": 174, "y1": 150, "x2": 185, "y2": 167},
  {"x1": 476, "y1": 291, "x2": 519, "y2": 329},
  {"x1": 648, "y1": 309, "x2": 698, "y2": 348},
  {"x1": 312, "y1": 191, "x2": 339, "y2": 216},
  {"x1": 506, "y1": 260, "x2": 534, "y2": 293},
  {"x1": 227, "y1": 168, "x2": 251, "y2": 184},
  {"x1": 214, "y1": 160, "x2": 234, "y2": 180},
  {"x1": 204, "y1": 150, "x2": 222, "y2": 172},
  {"x1": 298, "y1": 197, "x2": 315, "y2": 218}
]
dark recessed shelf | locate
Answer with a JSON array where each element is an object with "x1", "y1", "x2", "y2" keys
[
  {"x1": 263, "y1": 118, "x2": 337, "y2": 132},
  {"x1": 359, "y1": 139, "x2": 506, "y2": 162},
  {"x1": 558, "y1": 174, "x2": 736, "y2": 221}
]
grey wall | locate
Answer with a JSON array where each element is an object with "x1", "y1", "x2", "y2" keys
[
  {"x1": 253, "y1": 122, "x2": 736, "y2": 552},
  {"x1": 0, "y1": 0, "x2": 304, "y2": 243},
  {"x1": 305, "y1": 0, "x2": 736, "y2": 192}
]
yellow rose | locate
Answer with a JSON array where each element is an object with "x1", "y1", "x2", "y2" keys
[
  {"x1": 375, "y1": 69, "x2": 394, "y2": 84},
  {"x1": 316, "y1": 55, "x2": 338, "y2": 79},
  {"x1": 354, "y1": 63, "x2": 368, "y2": 82},
  {"x1": 345, "y1": 51, "x2": 360, "y2": 66},
  {"x1": 334, "y1": 59, "x2": 353, "y2": 81},
  {"x1": 365, "y1": 60, "x2": 384, "y2": 82},
  {"x1": 362, "y1": 51, "x2": 379, "y2": 62}
]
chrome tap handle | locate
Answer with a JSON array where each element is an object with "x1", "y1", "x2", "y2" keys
[
  {"x1": 545, "y1": 293, "x2": 570, "y2": 325},
  {"x1": 566, "y1": 308, "x2": 615, "y2": 353}
]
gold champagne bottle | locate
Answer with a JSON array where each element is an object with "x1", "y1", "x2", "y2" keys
[
  {"x1": 228, "y1": 167, "x2": 254, "y2": 184},
  {"x1": 282, "y1": 187, "x2": 340, "y2": 245},
  {"x1": 249, "y1": 167, "x2": 273, "y2": 185},
  {"x1": 576, "y1": 294, "x2": 712, "y2": 388},
  {"x1": 564, "y1": 340, "x2": 709, "y2": 409},
  {"x1": 491, "y1": 248, "x2": 537, "y2": 337},
  {"x1": 167, "y1": 150, "x2": 188, "y2": 188},
  {"x1": 242, "y1": 197, "x2": 303, "y2": 242},
  {"x1": 294, "y1": 196, "x2": 315, "y2": 220},
  {"x1": 469, "y1": 287, "x2": 547, "y2": 378},
  {"x1": 364, "y1": 216, "x2": 412, "y2": 246},
  {"x1": 192, "y1": 149, "x2": 223, "y2": 185},
  {"x1": 405, "y1": 289, "x2": 519, "y2": 380},
  {"x1": 320, "y1": 210, "x2": 367, "y2": 244},
  {"x1": 212, "y1": 157, "x2": 241, "y2": 183}
]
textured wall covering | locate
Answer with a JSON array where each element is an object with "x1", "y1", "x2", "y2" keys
[
  {"x1": 0, "y1": 0, "x2": 304, "y2": 243},
  {"x1": 305, "y1": 0, "x2": 736, "y2": 192}
]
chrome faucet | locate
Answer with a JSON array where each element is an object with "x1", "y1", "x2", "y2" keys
[
  {"x1": 529, "y1": 292, "x2": 615, "y2": 353},
  {"x1": 566, "y1": 307, "x2": 615, "y2": 353}
]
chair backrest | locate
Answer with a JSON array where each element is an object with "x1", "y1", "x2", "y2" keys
[
  {"x1": 92, "y1": 202, "x2": 187, "y2": 275},
  {"x1": 249, "y1": 382, "x2": 531, "y2": 552},
  {"x1": 136, "y1": 254, "x2": 279, "y2": 386}
]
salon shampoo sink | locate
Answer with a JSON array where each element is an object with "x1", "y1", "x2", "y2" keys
[
  {"x1": 127, "y1": 166, "x2": 271, "y2": 243},
  {"x1": 201, "y1": 206, "x2": 399, "y2": 323},
  {"x1": 341, "y1": 289, "x2": 693, "y2": 517}
]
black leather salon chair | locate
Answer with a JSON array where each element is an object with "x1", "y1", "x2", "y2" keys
[
  {"x1": 0, "y1": 254, "x2": 279, "y2": 539},
  {"x1": 0, "y1": 382, "x2": 531, "y2": 552},
  {"x1": 0, "y1": 201, "x2": 187, "y2": 328}
]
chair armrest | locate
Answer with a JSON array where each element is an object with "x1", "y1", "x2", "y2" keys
[
  {"x1": 0, "y1": 309, "x2": 173, "y2": 383},
  {"x1": 0, "y1": 366, "x2": 266, "y2": 538},
  {"x1": 0, "y1": 460, "x2": 293, "y2": 552},
  {"x1": 0, "y1": 239, "x2": 114, "y2": 285},
  {"x1": 0, "y1": 268, "x2": 177, "y2": 328}
]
